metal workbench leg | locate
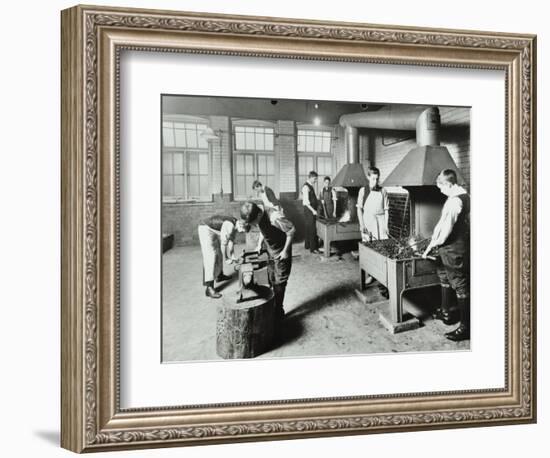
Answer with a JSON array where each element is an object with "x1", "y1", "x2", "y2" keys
[
  {"x1": 387, "y1": 263, "x2": 403, "y2": 322},
  {"x1": 379, "y1": 262, "x2": 419, "y2": 333}
]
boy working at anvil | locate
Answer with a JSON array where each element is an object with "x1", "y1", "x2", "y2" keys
[{"x1": 240, "y1": 202, "x2": 296, "y2": 331}]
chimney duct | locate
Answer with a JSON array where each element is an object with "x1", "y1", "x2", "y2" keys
[
  {"x1": 339, "y1": 106, "x2": 441, "y2": 147},
  {"x1": 345, "y1": 126, "x2": 359, "y2": 163}
]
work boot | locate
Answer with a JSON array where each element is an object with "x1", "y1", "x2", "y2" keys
[
  {"x1": 216, "y1": 273, "x2": 232, "y2": 282},
  {"x1": 205, "y1": 285, "x2": 222, "y2": 299},
  {"x1": 433, "y1": 286, "x2": 457, "y2": 325},
  {"x1": 445, "y1": 297, "x2": 470, "y2": 341}
]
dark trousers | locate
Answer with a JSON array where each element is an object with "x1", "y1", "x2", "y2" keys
[
  {"x1": 267, "y1": 248, "x2": 292, "y2": 313},
  {"x1": 436, "y1": 241, "x2": 469, "y2": 298},
  {"x1": 303, "y1": 208, "x2": 318, "y2": 252}
]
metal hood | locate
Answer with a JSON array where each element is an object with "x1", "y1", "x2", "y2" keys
[
  {"x1": 332, "y1": 163, "x2": 368, "y2": 188},
  {"x1": 338, "y1": 105, "x2": 465, "y2": 187},
  {"x1": 331, "y1": 124, "x2": 368, "y2": 188},
  {"x1": 382, "y1": 145, "x2": 466, "y2": 186}
]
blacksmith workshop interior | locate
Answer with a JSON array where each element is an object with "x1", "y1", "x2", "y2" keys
[{"x1": 161, "y1": 95, "x2": 470, "y2": 362}]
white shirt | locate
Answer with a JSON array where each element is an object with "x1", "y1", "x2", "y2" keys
[
  {"x1": 430, "y1": 185, "x2": 468, "y2": 246},
  {"x1": 217, "y1": 221, "x2": 236, "y2": 247},
  {"x1": 266, "y1": 208, "x2": 296, "y2": 237}
]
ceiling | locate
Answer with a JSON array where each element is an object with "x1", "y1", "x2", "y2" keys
[{"x1": 162, "y1": 94, "x2": 384, "y2": 125}]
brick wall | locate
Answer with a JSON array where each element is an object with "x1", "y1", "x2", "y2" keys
[
  {"x1": 277, "y1": 120, "x2": 297, "y2": 193},
  {"x1": 163, "y1": 198, "x2": 307, "y2": 246},
  {"x1": 333, "y1": 125, "x2": 347, "y2": 172},
  {"x1": 209, "y1": 116, "x2": 232, "y2": 196},
  {"x1": 440, "y1": 107, "x2": 470, "y2": 186}
]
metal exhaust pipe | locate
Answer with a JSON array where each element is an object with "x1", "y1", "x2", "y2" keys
[{"x1": 339, "y1": 106, "x2": 440, "y2": 146}]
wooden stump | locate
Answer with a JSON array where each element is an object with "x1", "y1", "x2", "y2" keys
[{"x1": 216, "y1": 284, "x2": 275, "y2": 359}]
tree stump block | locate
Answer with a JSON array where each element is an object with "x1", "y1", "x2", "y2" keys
[{"x1": 216, "y1": 284, "x2": 275, "y2": 359}]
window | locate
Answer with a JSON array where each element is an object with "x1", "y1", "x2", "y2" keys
[
  {"x1": 297, "y1": 129, "x2": 333, "y2": 194},
  {"x1": 297, "y1": 130, "x2": 331, "y2": 153},
  {"x1": 162, "y1": 120, "x2": 210, "y2": 201},
  {"x1": 233, "y1": 125, "x2": 275, "y2": 199}
]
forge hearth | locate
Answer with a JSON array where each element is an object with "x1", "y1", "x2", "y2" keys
[
  {"x1": 358, "y1": 239, "x2": 440, "y2": 333},
  {"x1": 316, "y1": 219, "x2": 361, "y2": 258}
]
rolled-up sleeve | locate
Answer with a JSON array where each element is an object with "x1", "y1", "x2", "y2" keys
[
  {"x1": 272, "y1": 214, "x2": 296, "y2": 238},
  {"x1": 220, "y1": 221, "x2": 236, "y2": 246}
]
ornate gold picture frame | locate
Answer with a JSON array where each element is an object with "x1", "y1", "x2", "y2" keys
[{"x1": 61, "y1": 4, "x2": 536, "y2": 453}]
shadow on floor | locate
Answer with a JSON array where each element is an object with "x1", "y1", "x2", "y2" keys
[
  {"x1": 215, "y1": 276, "x2": 238, "y2": 292},
  {"x1": 274, "y1": 284, "x2": 356, "y2": 349},
  {"x1": 272, "y1": 317, "x2": 304, "y2": 350},
  {"x1": 286, "y1": 284, "x2": 356, "y2": 321}
]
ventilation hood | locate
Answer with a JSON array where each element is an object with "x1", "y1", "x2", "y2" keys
[
  {"x1": 383, "y1": 145, "x2": 465, "y2": 186},
  {"x1": 331, "y1": 163, "x2": 368, "y2": 188},
  {"x1": 331, "y1": 124, "x2": 368, "y2": 188},
  {"x1": 338, "y1": 106, "x2": 465, "y2": 187}
]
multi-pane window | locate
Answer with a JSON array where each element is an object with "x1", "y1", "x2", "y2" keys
[
  {"x1": 297, "y1": 129, "x2": 333, "y2": 194},
  {"x1": 162, "y1": 121, "x2": 210, "y2": 201},
  {"x1": 162, "y1": 121, "x2": 209, "y2": 149},
  {"x1": 297, "y1": 130, "x2": 331, "y2": 153},
  {"x1": 233, "y1": 125, "x2": 275, "y2": 199},
  {"x1": 234, "y1": 126, "x2": 274, "y2": 151}
]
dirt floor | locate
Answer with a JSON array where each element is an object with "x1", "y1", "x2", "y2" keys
[{"x1": 162, "y1": 243, "x2": 469, "y2": 362}]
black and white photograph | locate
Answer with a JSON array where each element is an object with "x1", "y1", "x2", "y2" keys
[{"x1": 161, "y1": 95, "x2": 471, "y2": 362}]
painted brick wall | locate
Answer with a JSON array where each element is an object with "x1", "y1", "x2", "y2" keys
[
  {"x1": 209, "y1": 116, "x2": 232, "y2": 196},
  {"x1": 163, "y1": 198, "x2": 306, "y2": 246},
  {"x1": 440, "y1": 107, "x2": 471, "y2": 186},
  {"x1": 277, "y1": 120, "x2": 297, "y2": 193},
  {"x1": 333, "y1": 125, "x2": 347, "y2": 172}
]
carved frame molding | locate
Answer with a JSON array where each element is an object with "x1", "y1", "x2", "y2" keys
[{"x1": 61, "y1": 5, "x2": 536, "y2": 453}]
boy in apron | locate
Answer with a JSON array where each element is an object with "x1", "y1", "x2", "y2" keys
[
  {"x1": 357, "y1": 167, "x2": 390, "y2": 286},
  {"x1": 318, "y1": 176, "x2": 338, "y2": 219}
]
